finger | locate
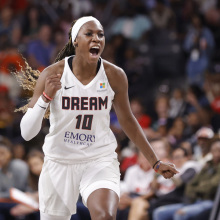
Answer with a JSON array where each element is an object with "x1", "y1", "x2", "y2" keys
[
  {"x1": 166, "y1": 171, "x2": 175, "y2": 178},
  {"x1": 46, "y1": 83, "x2": 61, "y2": 88},
  {"x1": 45, "y1": 83, "x2": 61, "y2": 90},
  {"x1": 46, "y1": 78, "x2": 62, "y2": 83},
  {"x1": 47, "y1": 75, "x2": 61, "y2": 80},
  {"x1": 163, "y1": 170, "x2": 175, "y2": 177},
  {"x1": 46, "y1": 83, "x2": 62, "y2": 88},
  {"x1": 167, "y1": 165, "x2": 179, "y2": 174}
]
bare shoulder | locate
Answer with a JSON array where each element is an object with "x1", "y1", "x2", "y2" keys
[
  {"x1": 41, "y1": 60, "x2": 65, "y2": 78},
  {"x1": 103, "y1": 59, "x2": 128, "y2": 93}
]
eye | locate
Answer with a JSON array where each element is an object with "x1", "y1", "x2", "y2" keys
[
  {"x1": 98, "y1": 33, "x2": 104, "y2": 38},
  {"x1": 85, "y1": 32, "x2": 92, "y2": 36}
]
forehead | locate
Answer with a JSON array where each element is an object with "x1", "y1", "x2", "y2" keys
[
  {"x1": 152, "y1": 141, "x2": 164, "y2": 149},
  {"x1": 0, "y1": 145, "x2": 10, "y2": 153},
  {"x1": 173, "y1": 148, "x2": 184, "y2": 155},
  {"x1": 79, "y1": 20, "x2": 104, "y2": 32}
]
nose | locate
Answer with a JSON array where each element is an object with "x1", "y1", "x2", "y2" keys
[{"x1": 92, "y1": 34, "x2": 100, "y2": 42}]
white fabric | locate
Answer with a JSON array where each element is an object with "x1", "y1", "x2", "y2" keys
[
  {"x1": 120, "y1": 164, "x2": 154, "y2": 195},
  {"x1": 20, "y1": 96, "x2": 49, "y2": 141},
  {"x1": 71, "y1": 16, "x2": 100, "y2": 43},
  {"x1": 177, "y1": 160, "x2": 200, "y2": 173},
  {"x1": 39, "y1": 157, "x2": 120, "y2": 216},
  {"x1": 43, "y1": 56, "x2": 117, "y2": 162},
  {"x1": 40, "y1": 212, "x2": 71, "y2": 220}
]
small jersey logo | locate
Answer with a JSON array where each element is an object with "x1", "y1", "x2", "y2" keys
[
  {"x1": 37, "y1": 104, "x2": 46, "y2": 110},
  {"x1": 64, "y1": 85, "x2": 75, "y2": 90},
  {"x1": 97, "y1": 81, "x2": 107, "y2": 92},
  {"x1": 100, "y1": 83, "x2": 105, "y2": 89}
]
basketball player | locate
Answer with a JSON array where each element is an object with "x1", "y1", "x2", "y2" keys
[{"x1": 19, "y1": 16, "x2": 178, "y2": 220}]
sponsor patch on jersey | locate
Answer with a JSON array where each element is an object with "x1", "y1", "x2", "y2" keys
[
  {"x1": 100, "y1": 83, "x2": 105, "y2": 88},
  {"x1": 97, "y1": 81, "x2": 107, "y2": 92},
  {"x1": 64, "y1": 131, "x2": 95, "y2": 147}
]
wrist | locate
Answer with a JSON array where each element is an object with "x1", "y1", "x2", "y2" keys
[
  {"x1": 41, "y1": 95, "x2": 51, "y2": 103},
  {"x1": 36, "y1": 96, "x2": 50, "y2": 108},
  {"x1": 153, "y1": 160, "x2": 161, "y2": 172},
  {"x1": 42, "y1": 91, "x2": 53, "y2": 102},
  {"x1": 154, "y1": 161, "x2": 161, "y2": 173}
]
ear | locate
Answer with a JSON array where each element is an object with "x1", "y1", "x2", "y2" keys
[{"x1": 73, "y1": 39, "x2": 78, "y2": 48}]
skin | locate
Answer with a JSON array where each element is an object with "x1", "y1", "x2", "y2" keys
[
  {"x1": 28, "y1": 20, "x2": 178, "y2": 219},
  {"x1": 172, "y1": 148, "x2": 188, "y2": 169}
]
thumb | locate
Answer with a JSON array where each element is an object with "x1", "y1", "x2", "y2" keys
[{"x1": 168, "y1": 165, "x2": 179, "y2": 174}]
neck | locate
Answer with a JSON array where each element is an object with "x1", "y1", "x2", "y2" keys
[{"x1": 73, "y1": 55, "x2": 98, "y2": 77}]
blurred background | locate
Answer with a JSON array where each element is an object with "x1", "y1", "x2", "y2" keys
[{"x1": 0, "y1": 0, "x2": 220, "y2": 220}]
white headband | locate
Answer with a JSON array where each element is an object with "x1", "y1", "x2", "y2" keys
[{"x1": 71, "y1": 16, "x2": 100, "y2": 44}]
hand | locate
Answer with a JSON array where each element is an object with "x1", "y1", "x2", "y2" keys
[
  {"x1": 156, "y1": 161, "x2": 179, "y2": 179},
  {"x1": 10, "y1": 204, "x2": 35, "y2": 216},
  {"x1": 44, "y1": 74, "x2": 62, "y2": 99}
]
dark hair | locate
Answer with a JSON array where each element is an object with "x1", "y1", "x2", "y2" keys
[
  {"x1": 0, "y1": 136, "x2": 13, "y2": 154},
  {"x1": 54, "y1": 20, "x2": 77, "y2": 63},
  {"x1": 188, "y1": 84, "x2": 205, "y2": 99},
  {"x1": 14, "y1": 20, "x2": 78, "y2": 118},
  {"x1": 26, "y1": 150, "x2": 44, "y2": 191}
]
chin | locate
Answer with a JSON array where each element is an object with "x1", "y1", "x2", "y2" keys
[{"x1": 88, "y1": 54, "x2": 100, "y2": 63}]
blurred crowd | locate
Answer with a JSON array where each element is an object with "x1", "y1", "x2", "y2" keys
[{"x1": 0, "y1": 0, "x2": 220, "y2": 220}]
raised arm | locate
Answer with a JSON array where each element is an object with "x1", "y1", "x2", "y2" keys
[
  {"x1": 20, "y1": 61, "x2": 63, "y2": 141},
  {"x1": 106, "y1": 63, "x2": 178, "y2": 178}
]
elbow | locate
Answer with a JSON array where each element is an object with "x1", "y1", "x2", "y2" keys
[
  {"x1": 21, "y1": 129, "x2": 33, "y2": 141},
  {"x1": 20, "y1": 107, "x2": 43, "y2": 141},
  {"x1": 20, "y1": 118, "x2": 36, "y2": 141}
]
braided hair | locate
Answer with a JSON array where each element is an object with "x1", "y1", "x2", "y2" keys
[
  {"x1": 54, "y1": 20, "x2": 76, "y2": 62},
  {"x1": 15, "y1": 20, "x2": 77, "y2": 118}
]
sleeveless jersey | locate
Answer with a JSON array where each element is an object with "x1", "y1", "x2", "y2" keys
[{"x1": 42, "y1": 56, "x2": 117, "y2": 162}]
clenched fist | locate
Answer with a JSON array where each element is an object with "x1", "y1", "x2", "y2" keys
[
  {"x1": 43, "y1": 74, "x2": 62, "y2": 102},
  {"x1": 156, "y1": 161, "x2": 179, "y2": 179}
]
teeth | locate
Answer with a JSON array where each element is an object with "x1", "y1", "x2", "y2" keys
[{"x1": 91, "y1": 46, "x2": 99, "y2": 49}]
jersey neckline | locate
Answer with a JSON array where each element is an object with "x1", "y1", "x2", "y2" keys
[{"x1": 65, "y1": 56, "x2": 103, "y2": 89}]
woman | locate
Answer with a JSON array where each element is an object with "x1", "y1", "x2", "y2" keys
[
  {"x1": 10, "y1": 150, "x2": 44, "y2": 220},
  {"x1": 19, "y1": 16, "x2": 178, "y2": 220}
]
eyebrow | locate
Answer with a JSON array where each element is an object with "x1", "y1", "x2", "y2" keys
[{"x1": 85, "y1": 29, "x2": 104, "y2": 32}]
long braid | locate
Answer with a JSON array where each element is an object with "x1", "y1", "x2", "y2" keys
[
  {"x1": 15, "y1": 20, "x2": 77, "y2": 118},
  {"x1": 54, "y1": 20, "x2": 76, "y2": 63}
]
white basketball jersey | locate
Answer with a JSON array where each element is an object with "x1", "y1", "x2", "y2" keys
[{"x1": 42, "y1": 56, "x2": 117, "y2": 162}]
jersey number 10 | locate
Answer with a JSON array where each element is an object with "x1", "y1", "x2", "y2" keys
[{"x1": 76, "y1": 115, "x2": 93, "y2": 130}]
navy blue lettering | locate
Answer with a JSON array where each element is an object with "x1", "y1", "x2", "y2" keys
[
  {"x1": 65, "y1": 131, "x2": 70, "y2": 138},
  {"x1": 70, "y1": 132, "x2": 79, "y2": 140},
  {"x1": 62, "y1": 97, "x2": 70, "y2": 109},
  {"x1": 62, "y1": 96, "x2": 108, "y2": 110},
  {"x1": 81, "y1": 97, "x2": 88, "y2": 110},
  {"x1": 99, "y1": 96, "x2": 108, "y2": 110},
  {"x1": 71, "y1": 97, "x2": 80, "y2": 110},
  {"x1": 79, "y1": 134, "x2": 86, "y2": 141},
  {"x1": 89, "y1": 97, "x2": 97, "y2": 110}
]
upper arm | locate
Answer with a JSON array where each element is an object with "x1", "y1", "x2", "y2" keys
[{"x1": 106, "y1": 65, "x2": 134, "y2": 124}]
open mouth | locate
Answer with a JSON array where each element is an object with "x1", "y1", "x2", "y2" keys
[{"x1": 89, "y1": 47, "x2": 100, "y2": 56}]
